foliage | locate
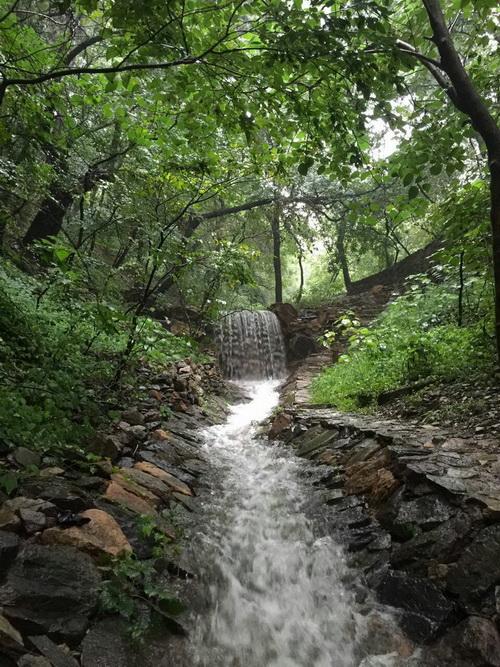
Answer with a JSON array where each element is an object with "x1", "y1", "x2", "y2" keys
[
  {"x1": 100, "y1": 516, "x2": 184, "y2": 641},
  {"x1": 312, "y1": 277, "x2": 495, "y2": 410},
  {"x1": 0, "y1": 259, "x2": 198, "y2": 459}
]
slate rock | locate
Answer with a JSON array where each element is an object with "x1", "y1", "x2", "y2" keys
[
  {"x1": 28, "y1": 635, "x2": 79, "y2": 667},
  {"x1": 435, "y1": 616, "x2": 500, "y2": 667},
  {"x1": 447, "y1": 524, "x2": 500, "y2": 608},
  {"x1": 13, "y1": 448, "x2": 41, "y2": 468},
  {"x1": 0, "y1": 531, "x2": 20, "y2": 569},
  {"x1": 376, "y1": 570, "x2": 455, "y2": 641},
  {"x1": 80, "y1": 617, "x2": 128, "y2": 667},
  {"x1": 0, "y1": 613, "x2": 24, "y2": 652},
  {"x1": 17, "y1": 656, "x2": 52, "y2": 667},
  {"x1": 121, "y1": 408, "x2": 145, "y2": 426},
  {"x1": 0, "y1": 544, "x2": 100, "y2": 643},
  {"x1": 19, "y1": 478, "x2": 92, "y2": 513}
]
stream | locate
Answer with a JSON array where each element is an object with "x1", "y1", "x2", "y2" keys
[{"x1": 188, "y1": 379, "x2": 409, "y2": 667}]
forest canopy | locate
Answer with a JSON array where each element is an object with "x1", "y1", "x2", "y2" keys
[{"x1": 0, "y1": 0, "x2": 499, "y2": 453}]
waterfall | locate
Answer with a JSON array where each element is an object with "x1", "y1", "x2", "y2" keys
[{"x1": 217, "y1": 310, "x2": 286, "y2": 380}]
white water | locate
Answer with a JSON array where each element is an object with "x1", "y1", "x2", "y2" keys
[{"x1": 190, "y1": 380, "x2": 405, "y2": 667}]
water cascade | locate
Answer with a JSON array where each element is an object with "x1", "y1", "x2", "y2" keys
[
  {"x1": 189, "y1": 313, "x2": 408, "y2": 666},
  {"x1": 217, "y1": 310, "x2": 286, "y2": 379}
]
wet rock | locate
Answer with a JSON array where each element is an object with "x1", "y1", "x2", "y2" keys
[
  {"x1": 268, "y1": 412, "x2": 293, "y2": 440},
  {"x1": 0, "y1": 613, "x2": 24, "y2": 653},
  {"x1": 94, "y1": 500, "x2": 157, "y2": 559},
  {"x1": 287, "y1": 333, "x2": 317, "y2": 360},
  {"x1": 28, "y1": 636, "x2": 79, "y2": 667},
  {"x1": 89, "y1": 434, "x2": 123, "y2": 461},
  {"x1": 447, "y1": 524, "x2": 500, "y2": 609},
  {"x1": 392, "y1": 495, "x2": 456, "y2": 537},
  {"x1": 434, "y1": 616, "x2": 500, "y2": 667},
  {"x1": 80, "y1": 617, "x2": 128, "y2": 667},
  {"x1": 376, "y1": 570, "x2": 455, "y2": 641},
  {"x1": 40, "y1": 509, "x2": 132, "y2": 558},
  {"x1": 133, "y1": 462, "x2": 193, "y2": 496},
  {"x1": 13, "y1": 448, "x2": 41, "y2": 468},
  {"x1": 0, "y1": 544, "x2": 100, "y2": 643},
  {"x1": 104, "y1": 481, "x2": 158, "y2": 516},
  {"x1": 0, "y1": 531, "x2": 20, "y2": 568}
]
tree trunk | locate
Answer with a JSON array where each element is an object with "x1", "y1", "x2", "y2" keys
[
  {"x1": 420, "y1": 0, "x2": 500, "y2": 359},
  {"x1": 336, "y1": 222, "x2": 352, "y2": 292},
  {"x1": 271, "y1": 205, "x2": 283, "y2": 303},
  {"x1": 23, "y1": 188, "x2": 74, "y2": 245}
]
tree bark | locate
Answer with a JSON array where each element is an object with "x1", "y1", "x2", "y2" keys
[
  {"x1": 419, "y1": 0, "x2": 500, "y2": 359},
  {"x1": 271, "y1": 205, "x2": 283, "y2": 303},
  {"x1": 336, "y1": 222, "x2": 352, "y2": 292}
]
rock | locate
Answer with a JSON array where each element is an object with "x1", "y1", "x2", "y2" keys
[
  {"x1": 40, "y1": 509, "x2": 132, "y2": 558},
  {"x1": 127, "y1": 425, "x2": 147, "y2": 442},
  {"x1": 104, "y1": 481, "x2": 158, "y2": 516},
  {"x1": 287, "y1": 333, "x2": 316, "y2": 360},
  {"x1": 151, "y1": 429, "x2": 170, "y2": 441},
  {"x1": 0, "y1": 613, "x2": 24, "y2": 652},
  {"x1": 392, "y1": 495, "x2": 456, "y2": 538},
  {"x1": 93, "y1": 500, "x2": 157, "y2": 559},
  {"x1": 38, "y1": 467, "x2": 65, "y2": 478},
  {"x1": 19, "y1": 479, "x2": 92, "y2": 513},
  {"x1": 110, "y1": 473, "x2": 161, "y2": 506},
  {"x1": 28, "y1": 636, "x2": 79, "y2": 667},
  {"x1": 0, "y1": 531, "x2": 20, "y2": 569},
  {"x1": 269, "y1": 302, "x2": 298, "y2": 333},
  {"x1": 133, "y1": 462, "x2": 193, "y2": 496},
  {"x1": 268, "y1": 412, "x2": 293, "y2": 440},
  {"x1": 0, "y1": 508, "x2": 21, "y2": 532},
  {"x1": 0, "y1": 544, "x2": 100, "y2": 643},
  {"x1": 80, "y1": 617, "x2": 128, "y2": 667},
  {"x1": 376, "y1": 570, "x2": 455, "y2": 641},
  {"x1": 13, "y1": 448, "x2": 41, "y2": 468},
  {"x1": 18, "y1": 657, "x2": 52, "y2": 667},
  {"x1": 447, "y1": 524, "x2": 500, "y2": 608},
  {"x1": 19, "y1": 510, "x2": 46, "y2": 534},
  {"x1": 435, "y1": 616, "x2": 500, "y2": 667},
  {"x1": 89, "y1": 435, "x2": 123, "y2": 461},
  {"x1": 121, "y1": 408, "x2": 145, "y2": 426},
  {"x1": 116, "y1": 469, "x2": 171, "y2": 503}
]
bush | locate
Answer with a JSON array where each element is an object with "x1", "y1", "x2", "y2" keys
[{"x1": 311, "y1": 278, "x2": 495, "y2": 410}]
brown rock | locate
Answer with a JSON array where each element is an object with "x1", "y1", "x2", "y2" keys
[
  {"x1": 40, "y1": 509, "x2": 131, "y2": 558},
  {"x1": 118, "y1": 468, "x2": 172, "y2": 502},
  {"x1": 121, "y1": 408, "x2": 145, "y2": 426},
  {"x1": 134, "y1": 462, "x2": 193, "y2": 496},
  {"x1": 110, "y1": 473, "x2": 161, "y2": 506},
  {"x1": 0, "y1": 508, "x2": 21, "y2": 532},
  {"x1": 151, "y1": 429, "x2": 170, "y2": 441},
  {"x1": 104, "y1": 481, "x2": 158, "y2": 516},
  {"x1": 149, "y1": 389, "x2": 164, "y2": 401},
  {"x1": 39, "y1": 467, "x2": 65, "y2": 478},
  {"x1": 268, "y1": 412, "x2": 293, "y2": 440}
]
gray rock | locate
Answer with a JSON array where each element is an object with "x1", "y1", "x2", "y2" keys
[
  {"x1": 80, "y1": 618, "x2": 128, "y2": 667},
  {"x1": 0, "y1": 531, "x2": 20, "y2": 569},
  {"x1": 19, "y1": 478, "x2": 92, "y2": 513},
  {"x1": 13, "y1": 448, "x2": 41, "y2": 468},
  {"x1": 447, "y1": 524, "x2": 500, "y2": 608},
  {"x1": 28, "y1": 635, "x2": 79, "y2": 667},
  {"x1": 376, "y1": 570, "x2": 456, "y2": 641},
  {"x1": 435, "y1": 616, "x2": 500, "y2": 667},
  {"x1": 18, "y1": 510, "x2": 46, "y2": 534},
  {"x1": 121, "y1": 408, "x2": 145, "y2": 426},
  {"x1": 18, "y1": 656, "x2": 52, "y2": 667},
  {"x1": 0, "y1": 544, "x2": 100, "y2": 643}
]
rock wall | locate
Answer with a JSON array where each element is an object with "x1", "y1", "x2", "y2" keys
[{"x1": 268, "y1": 406, "x2": 500, "y2": 667}]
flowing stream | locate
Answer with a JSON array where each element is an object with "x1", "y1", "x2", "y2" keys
[{"x1": 188, "y1": 311, "x2": 408, "y2": 667}]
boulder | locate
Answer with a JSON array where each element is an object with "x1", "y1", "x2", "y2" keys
[
  {"x1": 13, "y1": 448, "x2": 41, "y2": 468},
  {"x1": 269, "y1": 302, "x2": 298, "y2": 334},
  {"x1": 0, "y1": 544, "x2": 100, "y2": 643},
  {"x1": 447, "y1": 524, "x2": 500, "y2": 609},
  {"x1": 376, "y1": 570, "x2": 456, "y2": 641},
  {"x1": 268, "y1": 412, "x2": 293, "y2": 440},
  {"x1": 133, "y1": 462, "x2": 193, "y2": 496},
  {"x1": 287, "y1": 333, "x2": 316, "y2": 360},
  {"x1": 19, "y1": 479, "x2": 92, "y2": 513},
  {"x1": 18, "y1": 510, "x2": 46, "y2": 535},
  {"x1": 18, "y1": 656, "x2": 52, "y2": 667},
  {"x1": 89, "y1": 434, "x2": 123, "y2": 460},
  {"x1": 120, "y1": 408, "x2": 145, "y2": 426},
  {"x1": 28, "y1": 636, "x2": 79, "y2": 667},
  {"x1": 0, "y1": 531, "x2": 20, "y2": 569},
  {"x1": 435, "y1": 616, "x2": 500, "y2": 667},
  {"x1": 40, "y1": 509, "x2": 132, "y2": 558},
  {"x1": 0, "y1": 508, "x2": 21, "y2": 532},
  {"x1": 80, "y1": 617, "x2": 128, "y2": 667},
  {"x1": 104, "y1": 481, "x2": 158, "y2": 516}
]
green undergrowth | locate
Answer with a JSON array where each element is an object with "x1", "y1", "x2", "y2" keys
[
  {"x1": 0, "y1": 259, "x2": 202, "y2": 477},
  {"x1": 312, "y1": 277, "x2": 495, "y2": 411}
]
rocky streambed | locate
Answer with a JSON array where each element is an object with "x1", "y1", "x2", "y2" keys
[{"x1": 268, "y1": 405, "x2": 500, "y2": 666}]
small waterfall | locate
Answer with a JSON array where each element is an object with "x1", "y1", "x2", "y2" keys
[{"x1": 217, "y1": 310, "x2": 286, "y2": 380}]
